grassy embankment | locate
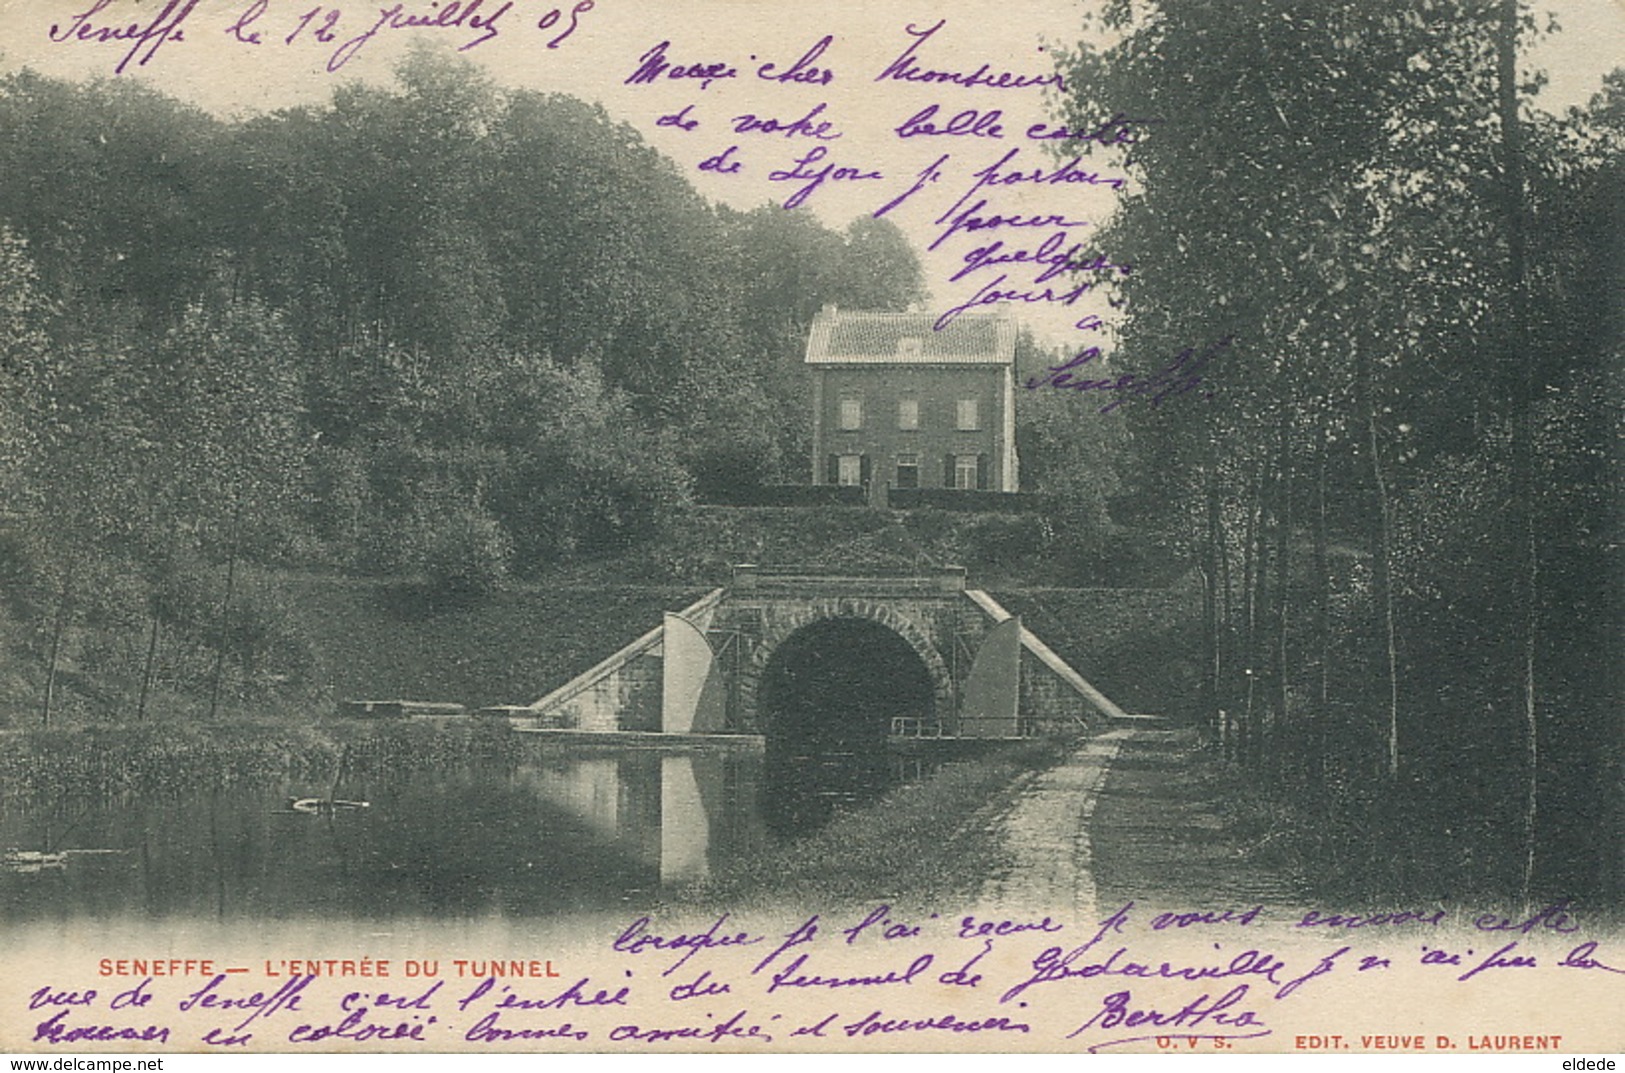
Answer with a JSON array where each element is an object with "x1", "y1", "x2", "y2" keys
[
  {"x1": 0, "y1": 574, "x2": 707, "y2": 796},
  {"x1": 4, "y1": 506, "x2": 1195, "y2": 907},
  {"x1": 3, "y1": 504, "x2": 1196, "y2": 724},
  {"x1": 0, "y1": 716, "x2": 520, "y2": 800},
  {"x1": 272, "y1": 572, "x2": 709, "y2": 711}
]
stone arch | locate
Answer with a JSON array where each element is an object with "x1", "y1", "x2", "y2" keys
[{"x1": 738, "y1": 598, "x2": 955, "y2": 729}]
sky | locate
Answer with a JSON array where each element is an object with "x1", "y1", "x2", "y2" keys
[{"x1": 1, "y1": 0, "x2": 1620, "y2": 349}]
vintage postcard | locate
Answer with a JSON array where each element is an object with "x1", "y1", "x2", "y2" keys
[{"x1": 1, "y1": 0, "x2": 1621, "y2": 1057}]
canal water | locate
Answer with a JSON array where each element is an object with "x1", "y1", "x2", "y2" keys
[{"x1": 0, "y1": 743, "x2": 929, "y2": 922}]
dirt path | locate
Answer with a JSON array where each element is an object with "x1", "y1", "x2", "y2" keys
[
  {"x1": 1089, "y1": 726, "x2": 1309, "y2": 913},
  {"x1": 975, "y1": 729, "x2": 1128, "y2": 919},
  {"x1": 978, "y1": 725, "x2": 1308, "y2": 921}
]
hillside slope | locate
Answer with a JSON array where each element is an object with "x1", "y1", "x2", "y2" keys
[{"x1": 273, "y1": 574, "x2": 709, "y2": 711}]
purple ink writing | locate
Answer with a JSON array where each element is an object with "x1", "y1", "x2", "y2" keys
[
  {"x1": 767, "y1": 147, "x2": 883, "y2": 210},
  {"x1": 698, "y1": 145, "x2": 744, "y2": 174},
  {"x1": 656, "y1": 104, "x2": 699, "y2": 131},
  {"x1": 1025, "y1": 339, "x2": 1228, "y2": 413},
  {"x1": 731, "y1": 102, "x2": 842, "y2": 140},
  {"x1": 626, "y1": 41, "x2": 738, "y2": 91},
  {"x1": 934, "y1": 272, "x2": 1093, "y2": 331},
  {"x1": 1065, "y1": 985, "x2": 1267, "y2": 1042},
  {"x1": 872, "y1": 153, "x2": 949, "y2": 218},
  {"x1": 896, "y1": 104, "x2": 1006, "y2": 139},
  {"x1": 840, "y1": 1009, "x2": 1031, "y2": 1038},
  {"x1": 876, "y1": 19, "x2": 1065, "y2": 92},
  {"x1": 178, "y1": 974, "x2": 313, "y2": 1034},
  {"x1": 33, "y1": 1009, "x2": 173, "y2": 1046},
  {"x1": 48, "y1": 0, "x2": 201, "y2": 75},
  {"x1": 608, "y1": 1009, "x2": 775, "y2": 1045},
  {"x1": 612, "y1": 914, "x2": 764, "y2": 976},
  {"x1": 225, "y1": 0, "x2": 267, "y2": 44},
  {"x1": 464, "y1": 1012, "x2": 590, "y2": 1042},
  {"x1": 756, "y1": 34, "x2": 836, "y2": 85},
  {"x1": 535, "y1": 0, "x2": 592, "y2": 47},
  {"x1": 933, "y1": 147, "x2": 1126, "y2": 243},
  {"x1": 765, "y1": 951, "x2": 934, "y2": 994},
  {"x1": 316, "y1": 0, "x2": 524, "y2": 73},
  {"x1": 1027, "y1": 113, "x2": 1156, "y2": 146},
  {"x1": 951, "y1": 232, "x2": 1126, "y2": 284}
]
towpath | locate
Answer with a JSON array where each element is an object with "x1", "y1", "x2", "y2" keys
[{"x1": 976, "y1": 724, "x2": 1307, "y2": 920}]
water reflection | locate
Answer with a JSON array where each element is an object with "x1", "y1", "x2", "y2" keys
[
  {"x1": 0, "y1": 747, "x2": 765, "y2": 922},
  {"x1": 0, "y1": 736, "x2": 945, "y2": 923}
]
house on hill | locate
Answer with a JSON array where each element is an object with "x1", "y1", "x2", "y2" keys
[{"x1": 806, "y1": 305, "x2": 1019, "y2": 494}]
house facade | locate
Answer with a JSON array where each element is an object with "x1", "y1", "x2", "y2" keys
[{"x1": 806, "y1": 305, "x2": 1019, "y2": 494}]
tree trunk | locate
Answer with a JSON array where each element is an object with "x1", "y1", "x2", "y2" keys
[
  {"x1": 1273, "y1": 411, "x2": 1293, "y2": 783},
  {"x1": 136, "y1": 611, "x2": 161, "y2": 722},
  {"x1": 1241, "y1": 461, "x2": 1262, "y2": 766},
  {"x1": 41, "y1": 554, "x2": 77, "y2": 728},
  {"x1": 1357, "y1": 345, "x2": 1400, "y2": 780},
  {"x1": 1313, "y1": 418, "x2": 1332, "y2": 798},
  {"x1": 207, "y1": 508, "x2": 242, "y2": 721},
  {"x1": 1315, "y1": 421, "x2": 1332, "y2": 708},
  {"x1": 1216, "y1": 479, "x2": 1235, "y2": 759},
  {"x1": 1203, "y1": 465, "x2": 1222, "y2": 746},
  {"x1": 1498, "y1": 0, "x2": 1538, "y2": 903}
]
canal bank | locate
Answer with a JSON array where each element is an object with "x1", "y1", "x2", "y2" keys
[
  {"x1": 1086, "y1": 726, "x2": 1310, "y2": 912},
  {"x1": 974, "y1": 728, "x2": 1129, "y2": 919},
  {"x1": 0, "y1": 716, "x2": 518, "y2": 800},
  {"x1": 968, "y1": 724, "x2": 1310, "y2": 919},
  {"x1": 1, "y1": 715, "x2": 1078, "y2": 921}
]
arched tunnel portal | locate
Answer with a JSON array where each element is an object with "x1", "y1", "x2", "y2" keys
[{"x1": 757, "y1": 616, "x2": 937, "y2": 835}]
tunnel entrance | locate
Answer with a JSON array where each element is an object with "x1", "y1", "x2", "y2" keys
[{"x1": 758, "y1": 616, "x2": 936, "y2": 837}]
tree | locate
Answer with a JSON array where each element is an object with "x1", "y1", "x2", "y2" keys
[
  {"x1": 0, "y1": 225, "x2": 51, "y2": 508},
  {"x1": 833, "y1": 217, "x2": 928, "y2": 311},
  {"x1": 1057, "y1": 0, "x2": 1617, "y2": 898},
  {"x1": 0, "y1": 72, "x2": 222, "y2": 325},
  {"x1": 717, "y1": 208, "x2": 926, "y2": 483},
  {"x1": 483, "y1": 355, "x2": 690, "y2": 571}
]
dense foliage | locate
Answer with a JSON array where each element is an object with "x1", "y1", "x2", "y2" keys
[
  {"x1": 0, "y1": 48, "x2": 924, "y2": 724},
  {"x1": 1057, "y1": 0, "x2": 1621, "y2": 902},
  {"x1": 2, "y1": 10, "x2": 1615, "y2": 911}
]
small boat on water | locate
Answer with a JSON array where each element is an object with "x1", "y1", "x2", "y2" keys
[
  {"x1": 2, "y1": 850, "x2": 67, "y2": 871},
  {"x1": 287, "y1": 798, "x2": 371, "y2": 814}
]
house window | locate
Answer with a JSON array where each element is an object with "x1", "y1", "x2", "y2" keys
[
  {"x1": 956, "y1": 398, "x2": 980, "y2": 430},
  {"x1": 838, "y1": 454, "x2": 863, "y2": 486},
  {"x1": 839, "y1": 395, "x2": 863, "y2": 430},
  {"x1": 897, "y1": 397, "x2": 919, "y2": 430},
  {"x1": 896, "y1": 454, "x2": 920, "y2": 489},
  {"x1": 954, "y1": 453, "x2": 979, "y2": 490}
]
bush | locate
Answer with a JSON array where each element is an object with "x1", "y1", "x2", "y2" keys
[
  {"x1": 699, "y1": 484, "x2": 867, "y2": 507},
  {"x1": 404, "y1": 504, "x2": 512, "y2": 603},
  {"x1": 959, "y1": 513, "x2": 1050, "y2": 571},
  {"x1": 687, "y1": 442, "x2": 779, "y2": 503},
  {"x1": 220, "y1": 577, "x2": 318, "y2": 692}
]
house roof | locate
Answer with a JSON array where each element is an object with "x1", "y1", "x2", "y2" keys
[{"x1": 805, "y1": 306, "x2": 1015, "y2": 365}]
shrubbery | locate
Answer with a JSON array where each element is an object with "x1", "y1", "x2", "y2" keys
[{"x1": 404, "y1": 502, "x2": 514, "y2": 603}]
